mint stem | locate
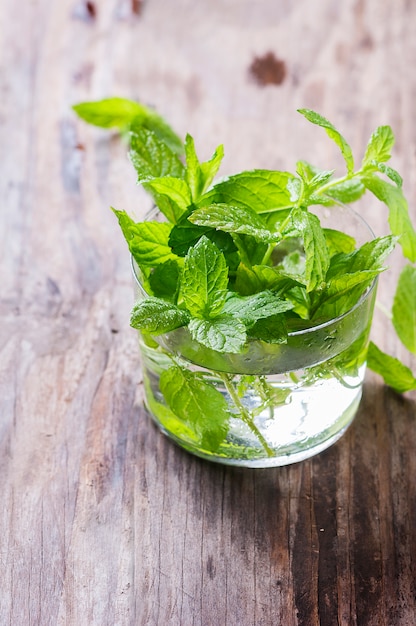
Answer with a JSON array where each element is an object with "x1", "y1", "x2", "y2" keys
[
  {"x1": 219, "y1": 372, "x2": 275, "y2": 457},
  {"x1": 260, "y1": 243, "x2": 275, "y2": 266}
]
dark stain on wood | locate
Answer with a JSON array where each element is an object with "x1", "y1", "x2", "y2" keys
[
  {"x1": 72, "y1": 1, "x2": 96, "y2": 21},
  {"x1": 131, "y1": 0, "x2": 143, "y2": 15},
  {"x1": 85, "y1": 1, "x2": 96, "y2": 19},
  {"x1": 249, "y1": 52, "x2": 287, "y2": 86}
]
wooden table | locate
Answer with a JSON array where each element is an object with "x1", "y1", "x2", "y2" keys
[{"x1": 2, "y1": 0, "x2": 416, "y2": 624}]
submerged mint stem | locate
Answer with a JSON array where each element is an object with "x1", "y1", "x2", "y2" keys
[{"x1": 219, "y1": 372, "x2": 275, "y2": 457}]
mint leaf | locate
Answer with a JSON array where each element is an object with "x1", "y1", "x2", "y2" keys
[
  {"x1": 324, "y1": 228, "x2": 356, "y2": 255},
  {"x1": 201, "y1": 170, "x2": 301, "y2": 214},
  {"x1": 296, "y1": 160, "x2": 321, "y2": 182},
  {"x1": 288, "y1": 208, "x2": 329, "y2": 291},
  {"x1": 392, "y1": 265, "x2": 416, "y2": 354},
  {"x1": 312, "y1": 270, "x2": 380, "y2": 320},
  {"x1": 130, "y1": 298, "x2": 189, "y2": 334},
  {"x1": 112, "y1": 209, "x2": 177, "y2": 267},
  {"x1": 234, "y1": 264, "x2": 297, "y2": 297},
  {"x1": 73, "y1": 97, "x2": 183, "y2": 153},
  {"x1": 168, "y1": 210, "x2": 239, "y2": 269},
  {"x1": 184, "y1": 134, "x2": 224, "y2": 200},
  {"x1": 285, "y1": 285, "x2": 310, "y2": 319},
  {"x1": 129, "y1": 112, "x2": 183, "y2": 155},
  {"x1": 362, "y1": 125, "x2": 395, "y2": 166},
  {"x1": 129, "y1": 128, "x2": 185, "y2": 183},
  {"x1": 181, "y1": 236, "x2": 228, "y2": 318},
  {"x1": 313, "y1": 235, "x2": 395, "y2": 318},
  {"x1": 189, "y1": 203, "x2": 277, "y2": 242},
  {"x1": 326, "y1": 235, "x2": 396, "y2": 279},
  {"x1": 168, "y1": 209, "x2": 212, "y2": 256},
  {"x1": 233, "y1": 235, "x2": 269, "y2": 267},
  {"x1": 144, "y1": 177, "x2": 192, "y2": 220},
  {"x1": 298, "y1": 109, "x2": 354, "y2": 175},
  {"x1": 73, "y1": 97, "x2": 149, "y2": 130},
  {"x1": 247, "y1": 314, "x2": 288, "y2": 344},
  {"x1": 367, "y1": 341, "x2": 416, "y2": 393},
  {"x1": 296, "y1": 162, "x2": 334, "y2": 191},
  {"x1": 159, "y1": 365, "x2": 229, "y2": 450},
  {"x1": 324, "y1": 179, "x2": 365, "y2": 203},
  {"x1": 149, "y1": 260, "x2": 181, "y2": 302},
  {"x1": 223, "y1": 291, "x2": 294, "y2": 323},
  {"x1": 189, "y1": 316, "x2": 246, "y2": 352},
  {"x1": 361, "y1": 174, "x2": 416, "y2": 262},
  {"x1": 369, "y1": 161, "x2": 403, "y2": 187}
]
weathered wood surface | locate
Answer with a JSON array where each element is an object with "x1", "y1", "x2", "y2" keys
[{"x1": 1, "y1": 0, "x2": 416, "y2": 624}]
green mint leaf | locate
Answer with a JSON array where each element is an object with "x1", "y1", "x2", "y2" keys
[
  {"x1": 296, "y1": 161, "x2": 334, "y2": 197},
  {"x1": 168, "y1": 209, "x2": 212, "y2": 256},
  {"x1": 324, "y1": 228, "x2": 356, "y2": 255},
  {"x1": 184, "y1": 134, "x2": 224, "y2": 200},
  {"x1": 313, "y1": 270, "x2": 380, "y2": 319},
  {"x1": 129, "y1": 127, "x2": 185, "y2": 183},
  {"x1": 298, "y1": 109, "x2": 354, "y2": 175},
  {"x1": 362, "y1": 125, "x2": 395, "y2": 166},
  {"x1": 367, "y1": 342, "x2": 416, "y2": 393},
  {"x1": 73, "y1": 97, "x2": 183, "y2": 153},
  {"x1": 349, "y1": 235, "x2": 396, "y2": 271},
  {"x1": 326, "y1": 235, "x2": 396, "y2": 279},
  {"x1": 312, "y1": 236, "x2": 395, "y2": 319},
  {"x1": 235, "y1": 264, "x2": 297, "y2": 297},
  {"x1": 130, "y1": 298, "x2": 189, "y2": 334},
  {"x1": 112, "y1": 209, "x2": 177, "y2": 267},
  {"x1": 181, "y1": 236, "x2": 228, "y2": 318},
  {"x1": 73, "y1": 97, "x2": 148, "y2": 130},
  {"x1": 143, "y1": 177, "x2": 192, "y2": 219},
  {"x1": 223, "y1": 290, "x2": 294, "y2": 324},
  {"x1": 289, "y1": 208, "x2": 330, "y2": 292},
  {"x1": 168, "y1": 209, "x2": 239, "y2": 269},
  {"x1": 285, "y1": 285, "x2": 311, "y2": 320},
  {"x1": 189, "y1": 203, "x2": 277, "y2": 242},
  {"x1": 313, "y1": 235, "x2": 396, "y2": 318},
  {"x1": 247, "y1": 314, "x2": 288, "y2": 344},
  {"x1": 296, "y1": 160, "x2": 321, "y2": 181},
  {"x1": 129, "y1": 111, "x2": 183, "y2": 155},
  {"x1": 201, "y1": 170, "x2": 301, "y2": 214},
  {"x1": 324, "y1": 179, "x2": 366, "y2": 203},
  {"x1": 307, "y1": 169, "x2": 334, "y2": 188},
  {"x1": 199, "y1": 145, "x2": 224, "y2": 190},
  {"x1": 160, "y1": 366, "x2": 229, "y2": 450},
  {"x1": 148, "y1": 260, "x2": 181, "y2": 302},
  {"x1": 207, "y1": 230, "x2": 240, "y2": 272},
  {"x1": 361, "y1": 175, "x2": 416, "y2": 262},
  {"x1": 189, "y1": 316, "x2": 246, "y2": 352},
  {"x1": 233, "y1": 235, "x2": 269, "y2": 268},
  {"x1": 392, "y1": 265, "x2": 416, "y2": 354},
  {"x1": 369, "y1": 161, "x2": 403, "y2": 187}
]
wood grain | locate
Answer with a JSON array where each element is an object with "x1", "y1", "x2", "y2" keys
[{"x1": 1, "y1": 0, "x2": 416, "y2": 624}]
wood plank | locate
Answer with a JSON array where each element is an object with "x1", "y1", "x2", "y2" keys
[{"x1": 1, "y1": 0, "x2": 415, "y2": 624}]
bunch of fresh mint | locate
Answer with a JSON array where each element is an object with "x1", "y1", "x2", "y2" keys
[{"x1": 73, "y1": 98, "x2": 416, "y2": 393}]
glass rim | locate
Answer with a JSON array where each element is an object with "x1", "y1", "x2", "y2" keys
[{"x1": 130, "y1": 202, "x2": 377, "y2": 339}]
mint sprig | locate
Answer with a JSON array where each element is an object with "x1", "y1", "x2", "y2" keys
[{"x1": 74, "y1": 99, "x2": 416, "y2": 396}]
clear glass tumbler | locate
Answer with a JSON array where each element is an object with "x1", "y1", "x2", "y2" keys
[{"x1": 132, "y1": 204, "x2": 377, "y2": 467}]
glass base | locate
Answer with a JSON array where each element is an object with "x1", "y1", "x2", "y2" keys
[
  {"x1": 142, "y1": 354, "x2": 364, "y2": 467},
  {"x1": 150, "y1": 401, "x2": 358, "y2": 467}
]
